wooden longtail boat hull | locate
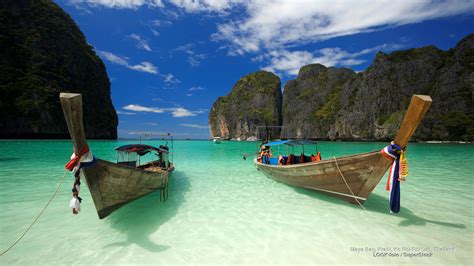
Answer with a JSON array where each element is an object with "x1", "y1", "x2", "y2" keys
[
  {"x1": 255, "y1": 151, "x2": 389, "y2": 204},
  {"x1": 81, "y1": 159, "x2": 171, "y2": 219},
  {"x1": 255, "y1": 95, "x2": 432, "y2": 205},
  {"x1": 60, "y1": 93, "x2": 173, "y2": 219}
]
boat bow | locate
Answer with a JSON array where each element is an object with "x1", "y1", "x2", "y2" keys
[{"x1": 255, "y1": 95, "x2": 432, "y2": 205}]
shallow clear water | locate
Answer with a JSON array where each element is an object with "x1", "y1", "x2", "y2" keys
[{"x1": 0, "y1": 140, "x2": 473, "y2": 264}]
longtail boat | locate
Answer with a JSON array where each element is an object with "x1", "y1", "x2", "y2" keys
[
  {"x1": 60, "y1": 93, "x2": 174, "y2": 219},
  {"x1": 254, "y1": 94, "x2": 432, "y2": 205}
]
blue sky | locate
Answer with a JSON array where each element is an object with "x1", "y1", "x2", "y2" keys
[{"x1": 55, "y1": 0, "x2": 474, "y2": 139}]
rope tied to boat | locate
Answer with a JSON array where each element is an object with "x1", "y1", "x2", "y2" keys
[
  {"x1": 70, "y1": 172, "x2": 82, "y2": 214},
  {"x1": 333, "y1": 157, "x2": 366, "y2": 211},
  {"x1": 0, "y1": 170, "x2": 68, "y2": 256},
  {"x1": 380, "y1": 141, "x2": 408, "y2": 213}
]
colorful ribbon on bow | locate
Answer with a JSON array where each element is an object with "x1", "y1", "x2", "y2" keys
[
  {"x1": 65, "y1": 145, "x2": 90, "y2": 171},
  {"x1": 380, "y1": 142, "x2": 407, "y2": 213}
]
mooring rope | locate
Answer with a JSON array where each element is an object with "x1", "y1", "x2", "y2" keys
[
  {"x1": 333, "y1": 157, "x2": 366, "y2": 211},
  {"x1": 0, "y1": 169, "x2": 68, "y2": 256}
]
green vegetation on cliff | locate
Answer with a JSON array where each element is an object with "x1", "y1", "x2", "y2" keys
[
  {"x1": 208, "y1": 71, "x2": 282, "y2": 139},
  {"x1": 440, "y1": 112, "x2": 474, "y2": 141},
  {"x1": 282, "y1": 64, "x2": 355, "y2": 139},
  {"x1": 314, "y1": 86, "x2": 342, "y2": 121}
]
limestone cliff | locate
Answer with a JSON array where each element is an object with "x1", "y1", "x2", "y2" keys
[
  {"x1": 208, "y1": 71, "x2": 282, "y2": 140},
  {"x1": 282, "y1": 34, "x2": 474, "y2": 141},
  {"x1": 0, "y1": 0, "x2": 117, "y2": 139},
  {"x1": 210, "y1": 34, "x2": 473, "y2": 141},
  {"x1": 282, "y1": 64, "x2": 356, "y2": 138}
]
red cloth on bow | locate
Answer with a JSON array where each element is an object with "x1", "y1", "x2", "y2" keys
[{"x1": 65, "y1": 145, "x2": 89, "y2": 171}]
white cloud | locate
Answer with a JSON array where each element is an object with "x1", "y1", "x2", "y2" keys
[
  {"x1": 188, "y1": 53, "x2": 206, "y2": 67},
  {"x1": 190, "y1": 86, "x2": 204, "y2": 91},
  {"x1": 172, "y1": 43, "x2": 207, "y2": 67},
  {"x1": 129, "y1": 62, "x2": 158, "y2": 74},
  {"x1": 144, "y1": 122, "x2": 158, "y2": 126},
  {"x1": 168, "y1": 0, "x2": 241, "y2": 13},
  {"x1": 151, "y1": 19, "x2": 172, "y2": 27},
  {"x1": 262, "y1": 43, "x2": 405, "y2": 76},
  {"x1": 80, "y1": 1, "x2": 474, "y2": 74},
  {"x1": 70, "y1": 0, "x2": 163, "y2": 9},
  {"x1": 123, "y1": 104, "x2": 164, "y2": 113},
  {"x1": 98, "y1": 50, "x2": 158, "y2": 74},
  {"x1": 151, "y1": 19, "x2": 162, "y2": 27},
  {"x1": 263, "y1": 50, "x2": 316, "y2": 76},
  {"x1": 128, "y1": 130, "x2": 168, "y2": 135},
  {"x1": 186, "y1": 86, "x2": 205, "y2": 96},
  {"x1": 130, "y1": 34, "x2": 152, "y2": 51},
  {"x1": 169, "y1": 107, "x2": 204, "y2": 117},
  {"x1": 212, "y1": 0, "x2": 474, "y2": 55},
  {"x1": 151, "y1": 29, "x2": 160, "y2": 36},
  {"x1": 122, "y1": 104, "x2": 205, "y2": 117},
  {"x1": 72, "y1": 0, "x2": 240, "y2": 11},
  {"x1": 161, "y1": 73, "x2": 181, "y2": 85},
  {"x1": 117, "y1": 110, "x2": 136, "y2": 115},
  {"x1": 251, "y1": 54, "x2": 266, "y2": 62},
  {"x1": 179, "y1": 123, "x2": 209, "y2": 129},
  {"x1": 99, "y1": 51, "x2": 129, "y2": 66},
  {"x1": 68, "y1": 1, "x2": 94, "y2": 14},
  {"x1": 173, "y1": 43, "x2": 194, "y2": 54},
  {"x1": 147, "y1": 19, "x2": 172, "y2": 36}
]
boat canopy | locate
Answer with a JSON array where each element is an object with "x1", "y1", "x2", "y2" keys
[
  {"x1": 115, "y1": 144, "x2": 168, "y2": 156},
  {"x1": 263, "y1": 140, "x2": 289, "y2": 146},
  {"x1": 263, "y1": 139, "x2": 317, "y2": 147}
]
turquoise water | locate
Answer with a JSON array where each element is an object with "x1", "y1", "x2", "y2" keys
[{"x1": 0, "y1": 140, "x2": 473, "y2": 264}]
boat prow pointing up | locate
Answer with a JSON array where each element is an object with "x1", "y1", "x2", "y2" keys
[
  {"x1": 60, "y1": 93, "x2": 174, "y2": 219},
  {"x1": 254, "y1": 94, "x2": 432, "y2": 205}
]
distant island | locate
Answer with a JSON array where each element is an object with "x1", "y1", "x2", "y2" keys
[
  {"x1": 0, "y1": 0, "x2": 117, "y2": 139},
  {"x1": 209, "y1": 34, "x2": 474, "y2": 142}
]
